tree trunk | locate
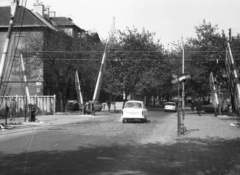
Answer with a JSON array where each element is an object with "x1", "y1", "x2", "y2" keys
[
  {"x1": 60, "y1": 93, "x2": 65, "y2": 112},
  {"x1": 146, "y1": 94, "x2": 150, "y2": 106}
]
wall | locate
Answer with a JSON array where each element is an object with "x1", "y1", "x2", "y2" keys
[{"x1": 0, "y1": 29, "x2": 44, "y2": 96}]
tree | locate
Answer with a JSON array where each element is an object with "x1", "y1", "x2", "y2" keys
[
  {"x1": 103, "y1": 27, "x2": 164, "y2": 104},
  {"x1": 182, "y1": 20, "x2": 226, "y2": 99}
]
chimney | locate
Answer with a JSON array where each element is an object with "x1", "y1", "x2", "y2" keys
[
  {"x1": 44, "y1": 6, "x2": 50, "y2": 18},
  {"x1": 33, "y1": 0, "x2": 44, "y2": 16},
  {"x1": 49, "y1": 11, "x2": 56, "y2": 18}
]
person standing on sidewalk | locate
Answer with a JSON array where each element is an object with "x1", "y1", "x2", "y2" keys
[
  {"x1": 9, "y1": 98, "x2": 17, "y2": 121},
  {"x1": 196, "y1": 99, "x2": 202, "y2": 116}
]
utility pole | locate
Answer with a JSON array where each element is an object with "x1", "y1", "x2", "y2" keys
[
  {"x1": 181, "y1": 39, "x2": 185, "y2": 120},
  {"x1": 171, "y1": 40, "x2": 188, "y2": 135},
  {"x1": 0, "y1": 0, "x2": 19, "y2": 126},
  {"x1": 0, "y1": 0, "x2": 19, "y2": 86}
]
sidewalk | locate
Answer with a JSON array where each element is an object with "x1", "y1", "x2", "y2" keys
[
  {"x1": 146, "y1": 110, "x2": 240, "y2": 175},
  {"x1": 183, "y1": 110, "x2": 240, "y2": 139},
  {"x1": 0, "y1": 111, "x2": 111, "y2": 132}
]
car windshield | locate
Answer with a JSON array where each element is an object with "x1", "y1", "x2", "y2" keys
[
  {"x1": 125, "y1": 102, "x2": 142, "y2": 108},
  {"x1": 166, "y1": 102, "x2": 175, "y2": 106}
]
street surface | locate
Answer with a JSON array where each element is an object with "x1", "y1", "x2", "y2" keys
[{"x1": 0, "y1": 108, "x2": 240, "y2": 175}]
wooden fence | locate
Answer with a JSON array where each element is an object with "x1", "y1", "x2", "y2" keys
[{"x1": 0, "y1": 95, "x2": 56, "y2": 115}]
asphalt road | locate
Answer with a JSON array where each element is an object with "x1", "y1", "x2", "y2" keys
[
  {"x1": 1, "y1": 109, "x2": 240, "y2": 175},
  {"x1": 0, "y1": 110, "x2": 177, "y2": 175}
]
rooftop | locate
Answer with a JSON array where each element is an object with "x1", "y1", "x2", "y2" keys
[{"x1": 0, "y1": 6, "x2": 53, "y2": 28}]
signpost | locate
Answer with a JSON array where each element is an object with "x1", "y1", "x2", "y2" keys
[{"x1": 172, "y1": 74, "x2": 190, "y2": 135}]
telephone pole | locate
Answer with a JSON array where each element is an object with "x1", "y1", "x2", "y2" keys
[{"x1": 0, "y1": 0, "x2": 19, "y2": 87}]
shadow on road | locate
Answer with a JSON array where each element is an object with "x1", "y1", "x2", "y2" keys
[
  {"x1": 183, "y1": 129, "x2": 200, "y2": 135},
  {"x1": 1, "y1": 137, "x2": 240, "y2": 175}
]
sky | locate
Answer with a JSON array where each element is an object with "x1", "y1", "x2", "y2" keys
[{"x1": 1, "y1": 0, "x2": 240, "y2": 48}]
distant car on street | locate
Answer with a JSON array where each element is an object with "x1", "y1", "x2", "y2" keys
[
  {"x1": 121, "y1": 100, "x2": 147, "y2": 123},
  {"x1": 164, "y1": 102, "x2": 177, "y2": 112}
]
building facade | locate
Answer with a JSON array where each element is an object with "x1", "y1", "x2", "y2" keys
[{"x1": 0, "y1": 1, "x2": 101, "y2": 111}]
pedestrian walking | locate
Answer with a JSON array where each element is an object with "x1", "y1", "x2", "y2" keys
[
  {"x1": 196, "y1": 99, "x2": 202, "y2": 116},
  {"x1": 9, "y1": 97, "x2": 17, "y2": 121},
  {"x1": 107, "y1": 100, "x2": 111, "y2": 111}
]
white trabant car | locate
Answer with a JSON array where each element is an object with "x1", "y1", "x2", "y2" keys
[
  {"x1": 121, "y1": 100, "x2": 148, "y2": 123},
  {"x1": 164, "y1": 102, "x2": 177, "y2": 112}
]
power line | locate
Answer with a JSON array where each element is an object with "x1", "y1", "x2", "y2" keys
[
  {"x1": 21, "y1": 50, "x2": 240, "y2": 53},
  {"x1": 17, "y1": 58, "x2": 235, "y2": 61}
]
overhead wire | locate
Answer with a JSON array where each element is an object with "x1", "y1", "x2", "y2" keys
[
  {"x1": 20, "y1": 50, "x2": 240, "y2": 53},
  {"x1": 18, "y1": 56, "x2": 235, "y2": 61}
]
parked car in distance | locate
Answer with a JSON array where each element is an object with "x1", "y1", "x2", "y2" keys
[
  {"x1": 121, "y1": 100, "x2": 147, "y2": 123},
  {"x1": 164, "y1": 102, "x2": 177, "y2": 112},
  {"x1": 65, "y1": 100, "x2": 102, "y2": 112},
  {"x1": 87, "y1": 101, "x2": 102, "y2": 112},
  {"x1": 65, "y1": 100, "x2": 79, "y2": 111},
  {"x1": 202, "y1": 103, "x2": 230, "y2": 113}
]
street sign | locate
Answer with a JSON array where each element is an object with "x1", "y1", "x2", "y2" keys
[
  {"x1": 172, "y1": 75, "x2": 190, "y2": 84},
  {"x1": 178, "y1": 75, "x2": 191, "y2": 82}
]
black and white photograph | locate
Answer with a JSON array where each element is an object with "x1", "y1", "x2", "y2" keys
[{"x1": 0, "y1": 0, "x2": 240, "y2": 174}]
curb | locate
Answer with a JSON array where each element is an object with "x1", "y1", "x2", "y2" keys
[{"x1": 22, "y1": 121, "x2": 45, "y2": 125}]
